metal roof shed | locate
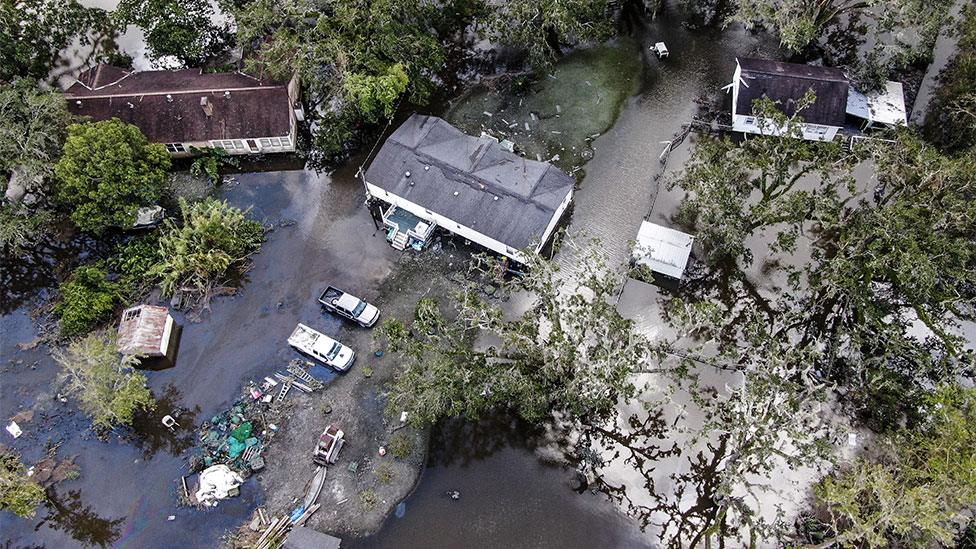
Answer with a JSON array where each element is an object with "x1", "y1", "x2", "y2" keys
[
  {"x1": 632, "y1": 221, "x2": 694, "y2": 280},
  {"x1": 845, "y1": 81, "x2": 907, "y2": 129},
  {"x1": 117, "y1": 305, "x2": 175, "y2": 357}
]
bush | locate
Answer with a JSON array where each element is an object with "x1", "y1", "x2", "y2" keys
[
  {"x1": 57, "y1": 266, "x2": 120, "y2": 337},
  {"x1": 389, "y1": 433, "x2": 413, "y2": 459},
  {"x1": 152, "y1": 198, "x2": 264, "y2": 307},
  {"x1": 108, "y1": 235, "x2": 163, "y2": 297},
  {"x1": 0, "y1": 450, "x2": 46, "y2": 518},
  {"x1": 359, "y1": 488, "x2": 378, "y2": 510}
]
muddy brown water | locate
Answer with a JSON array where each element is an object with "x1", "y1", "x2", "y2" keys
[{"x1": 2, "y1": 4, "x2": 777, "y2": 548}]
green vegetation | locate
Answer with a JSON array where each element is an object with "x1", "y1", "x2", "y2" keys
[
  {"x1": 924, "y1": 4, "x2": 976, "y2": 153},
  {"x1": 359, "y1": 488, "x2": 378, "y2": 510},
  {"x1": 0, "y1": 0, "x2": 113, "y2": 81},
  {"x1": 374, "y1": 462, "x2": 394, "y2": 484},
  {"x1": 54, "y1": 119, "x2": 170, "y2": 235},
  {"x1": 814, "y1": 386, "x2": 976, "y2": 547},
  {"x1": 56, "y1": 266, "x2": 121, "y2": 338},
  {"x1": 388, "y1": 433, "x2": 413, "y2": 459},
  {"x1": 188, "y1": 147, "x2": 237, "y2": 183},
  {"x1": 53, "y1": 330, "x2": 155, "y2": 430},
  {"x1": 0, "y1": 449, "x2": 47, "y2": 518},
  {"x1": 116, "y1": 0, "x2": 232, "y2": 66},
  {"x1": 153, "y1": 198, "x2": 265, "y2": 307},
  {"x1": 384, "y1": 243, "x2": 644, "y2": 426},
  {"x1": 487, "y1": 0, "x2": 613, "y2": 71},
  {"x1": 107, "y1": 235, "x2": 164, "y2": 297},
  {"x1": 0, "y1": 79, "x2": 73, "y2": 253}
]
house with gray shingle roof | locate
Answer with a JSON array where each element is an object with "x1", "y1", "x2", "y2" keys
[{"x1": 363, "y1": 114, "x2": 575, "y2": 263}]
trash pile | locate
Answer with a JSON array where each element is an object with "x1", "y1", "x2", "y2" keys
[{"x1": 184, "y1": 361, "x2": 327, "y2": 507}]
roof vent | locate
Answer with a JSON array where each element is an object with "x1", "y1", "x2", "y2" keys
[
  {"x1": 224, "y1": 91, "x2": 231, "y2": 99},
  {"x1": 200, "y1": 96, "x2": 213, "y2": 117},
  {"x1": 404, "y1": 171, "x2": 411, "y2": 178},
  {"x1": 453, "y1": 191, "x2": 459, "y2": 197},
  {"x1": 75, "y1": 100, "x2": 82, "y2": 106},
  {"x1": 127, "y1": 102, "x2": 134, "y2": 109},
  {"x1": 166, "y1": 94, "x2": 173, "y2": 102},
  {"x1": 424, "y1": 165, "x2": 430, "y2": 171},
  {"x1": 493, "y1": 196, "x2": 499, "y2": 201}
]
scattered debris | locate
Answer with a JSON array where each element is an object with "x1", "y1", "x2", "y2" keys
[
  {"x1": 16, "y1": 338, "x2": 42, "y2": 351},
  {"x1": 195, "y1": 464, "x2": 244, "y2": 506},
  {"x1": 6, "y1": 421, "x2": 22, "y2": 438}
]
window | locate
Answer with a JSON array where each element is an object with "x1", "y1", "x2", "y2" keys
[
  {"x1": 256, "y1": 136, "x2": 293, "y2": 150},
  {"x1": 743, "y1": 116, "x2": 756, "y2": 125},
  {"x1": 280, "y1": 136, "x2": 292, "y2": 148},
  {"x1": 165, "y1": 143, "x2": 186, "y2": 153},
  {"x1": 807, "y1": 125, "x2": 829, "y2": 136},
  {"x1": 209, "y1": 139, "x2": 246, "y2": 151}
]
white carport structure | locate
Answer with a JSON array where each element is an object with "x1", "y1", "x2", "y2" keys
[
  {"x1": 846, "y1": 81, "x2": 907, "y2": 130},
  {"x1": 632, "y1": 221, "x2": 695, "y2": 280}
]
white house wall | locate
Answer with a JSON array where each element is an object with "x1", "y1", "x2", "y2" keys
[
  {"x1": 732, "y1": 114, "x2": 839, "y2": 142},
  {"x1": 535, "y1": 189, "x2": 573, "y2": 253},
  {"x1": 366, "y1": 181, "x2": 538, "y2": 263}
]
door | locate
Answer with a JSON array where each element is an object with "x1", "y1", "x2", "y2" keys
[{"x1": 246, "y1": 139, "x2": 259, "y2": 152}]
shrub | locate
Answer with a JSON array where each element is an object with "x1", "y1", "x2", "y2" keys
[
  {"x1": 57, "y1": 266, "x2": 120, "y2": 337},
  {"x1": 0, "y1": 450, "x2": 46, "y2": 518},
  {"x1": 375, "y1": 463, "x2": 394, "y2": 484},
  {"x1": 389, "y1": 433, "x2": 413, "y2": 459},
  {"x1": 108, "y1": 235, "x2": 163, "y2": 296},
  {"x1": 359, "y1": 488, "x2": 378, "y2": 510}
]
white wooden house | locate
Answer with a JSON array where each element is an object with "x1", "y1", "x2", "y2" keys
[
  {"x1": 726, "y1": 58, "x2": 850, "y2": 142},
  {"x1": 363, "y1": 114, "x2": 575, "y2": 264}
]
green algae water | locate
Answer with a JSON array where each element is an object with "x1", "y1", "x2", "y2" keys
[{"x1": 446, "y1": 39, "x2": 644, "y2": 174}]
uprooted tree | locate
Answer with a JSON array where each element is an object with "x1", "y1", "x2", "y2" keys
[
  {"x1": 383, "y1": 240, "x2": 651, "y2": 427},
  {"x1": 0, "y1": 448, "x2": 47, "y2": 518},
  {"x1": 53, "y1": 330, "x2": 155, "y2": 431}
]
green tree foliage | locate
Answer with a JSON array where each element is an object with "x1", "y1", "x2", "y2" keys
[
  {"x1": 815, "y1": 386, "x2": 976, "y2": 547},
  {"x1": 671, "y1": 92, "x2": 851, "y2": 265},
  {"x1": 488, "y1": 0, "x2": 614, "y2": 71},
  {"x1": 53, "y1": 330, "x2": 155, "y2": 431},
  {"x1": 924, "y1": 4, "x2": 976, "y2": 154},
  {"x1": 0, "y1": 0, "x2": 113, "y2": 81},
  {"x1": 54, "y1": 119, "x2": 170, "y2": 234},
  {"x1": 0, "y1": 449, "x2": 46, "y2": 518},
  {"x1": 56, "y1": 265, "x2": 121, "y2": 337},
  {"x1": 152, "y1": 198, "x2": 264, "y2": 307},
  {"x1": 733, "y1": 0, "x2": 870, "y2": 53},
  {"x1": 116, "y1": 0, "x2": 233, "y2": 66},
  {"x1": 0, "y1": 80, "x2": 73, "y2": 253},
  {"x1": 383, "y1": 242, "x2": 646, "y2": 426},
  {"x1": 228, "y1": 0, "x2": 447, "y2": 164},
  {"x1": 107, "y1": 235, "x2": 163, "y2": 297}
]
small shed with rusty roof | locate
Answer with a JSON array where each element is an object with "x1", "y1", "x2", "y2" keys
[{"x1": 117, "y1": 305, "x2": 177, "y2": 359}]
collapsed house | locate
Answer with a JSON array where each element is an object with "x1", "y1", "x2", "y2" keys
[
  {"x1": 64, "y1": 64, "x2": 301, "y2": 157},
  {"x1": 726, "y1": 57, "x2": 906, "y2": 141},
  {"x1": 363, "y1": 114, "x2": 575, "y2": 263}
]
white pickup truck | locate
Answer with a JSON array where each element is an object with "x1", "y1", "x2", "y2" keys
[
  {"x1": 287, "y1": 323, "x2": 355, "y2": 371},
  {"x1": 319, "y1": 286, "x2": 380, "y2": 327}
]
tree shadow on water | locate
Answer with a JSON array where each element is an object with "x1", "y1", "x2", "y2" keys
[
  {"x1": 35, "y1": 488, "x2": 124, "y2": 548},
  {"x1": 426, "y1": 412, "x2": 563, "y2": 468}
]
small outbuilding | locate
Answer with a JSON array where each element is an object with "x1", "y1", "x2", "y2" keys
[
  {"x1": 845, "y1": 81, "x2": 907, "y2": 130},
  {"x1": 117, "y1": 305, "x2": 179, "y2": 364},
  {"x1": 632, "y1": 221, "x2": 695, "y2": 280},
  {"x1": 284, "y1": 527, "x2": 341, "y2": 549}
]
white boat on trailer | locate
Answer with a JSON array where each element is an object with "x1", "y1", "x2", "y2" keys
[{"x1": 287, "y1": 323, "x2": 355, "y2": 372}]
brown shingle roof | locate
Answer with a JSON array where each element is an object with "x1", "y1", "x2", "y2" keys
[
  {"x1": 736, "y1": 58, "x2": 849, "y2": 127},
  {"x1": 65, "y1": 64, "x2": 293, "y2": 144}
]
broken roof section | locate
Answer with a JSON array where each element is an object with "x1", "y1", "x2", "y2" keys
[
  {"x1": 117, "y1": 305, "x2": 175, "y2": 357},
  {"x1": 365, "y1": 114, "x2": 575, "y2": 250},
  {"x1": 736, "y1": 58, "x2": 849, "y2": 127},
  {"x1": 846, "y1": 81, "x2": 907, "y2": 127},
  {"x1": 64, "y1": 64, "x2": 292, "y2": 143},
  {"x1": 633, "y1": 221, "x2": 694, "y2": 280}
]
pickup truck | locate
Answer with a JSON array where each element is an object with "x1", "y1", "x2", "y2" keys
[
  {"x1": 287, "y1": 323, "x2": 355, "y2": 371},
  {"x1": 318, "y1": 286, "x2": 380, "y2": 327}
]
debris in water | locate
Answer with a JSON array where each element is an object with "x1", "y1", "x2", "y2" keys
[
  {"x1": 447, "y1": 490, "x2": 461, "y2": 500},
  {"x1": 555, "y1": 105, "x2": 561, "y2": 113},
  {"x1": 167, "y1": 515, "x2": 176, "y2": 521},
  {"x1": 524, "y1": 122, "x2": 530, "y2": 130},
  {"x1": 482, "y1": 111, "x2": 493, "y2": 117},
  {"x1": 395, "y1": 502, "x2": 406, "y2": 518},
  {"x1": 6, "y1": 421, "x2": 22, "y2": 438}
]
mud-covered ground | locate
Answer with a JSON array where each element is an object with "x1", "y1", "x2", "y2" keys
[{"x1": 254, "y1": 250, "x2": 473, "y2": 539}]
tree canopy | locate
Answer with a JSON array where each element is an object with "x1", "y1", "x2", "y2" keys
[
  {"x1": 116, "y1": 0, "x2": 233, "y2": 67},
  {"x1": 54, "y1": 330, "x2": 155, "y2": 431},
  {"x1": 54, "y1": 119, "x2": 170, "y2": 234},
  {"x1": 0, "y1": 449, "x2": 47, "y2": 518}
]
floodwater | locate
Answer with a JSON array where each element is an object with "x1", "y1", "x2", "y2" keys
[{"x1": 3, "y1": 2, "x2": 787, "y2": 548}]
